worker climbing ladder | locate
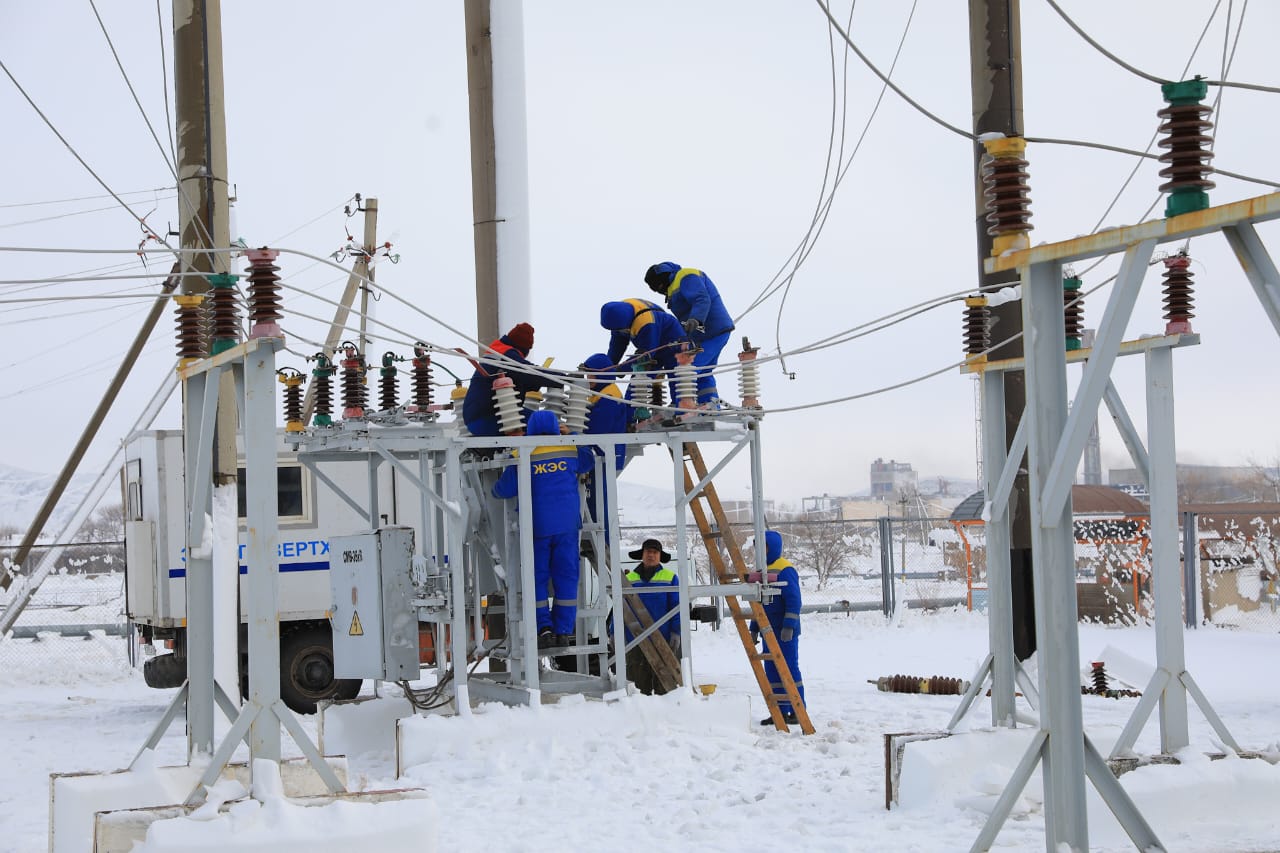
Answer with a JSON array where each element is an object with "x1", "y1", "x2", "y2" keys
[{"x1": 679, "y1": 442, "x2": 814, "y2": 734}]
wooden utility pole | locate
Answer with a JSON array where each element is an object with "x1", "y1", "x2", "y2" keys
[
  {"x1": 968, "y1": 0, "x2": 1035, "y2": 661},
  {"x1": 464, "y1": 0, "x2": 500, "y2": 345}
]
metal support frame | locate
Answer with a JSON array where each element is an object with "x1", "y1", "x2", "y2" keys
[{"x1": 968, "y1": 191, "x2": 1280, "y2": 851}]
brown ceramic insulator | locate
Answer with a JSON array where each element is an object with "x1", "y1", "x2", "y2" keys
[
  {"x1": 313, "y1": 373, "x2": 333, "y2": 418},
  {"x1": 1162, "y1": 254, "x2": 1195, "y2": 325},
  {"x1": 1063, "y1": 290, "x2": 1084, "y2": 339},
  {"x1": 245, "y1": 250, "x2": 283, "y2": 326},
  {"x1": 1091, "y1": 662, "x2": 1109, "y2": 694},
  {"x1": 982, "y1": 156, "x2": 1034, "y2": 236},
  {"x1": 209, "y1": 282, "x2": 240, "y2": 344},
  {"x1": 650, "y1": 377, "x2": 665, "y2": 409},
  {"x1": 340, "y1": 355, "x2": 367, "y2": 412},
  {"x1": 174, "y1": 296, "x2": 207, "y2": 360},
  {"x1": 1157, "y1": 103, "x2": 1216, "y2": 193},
  {"x1": 282, "y1": 380, "x2": 303, "y2": 426},
  {"x1": 964, "y1": 302, "x2": 990, "y2": 356},
  {"x1": 411, "y1": 355, "x2": 433, "y2": 409},
  {"x1": 379, "y1": 368, "x2": 398, "y2": 411}
]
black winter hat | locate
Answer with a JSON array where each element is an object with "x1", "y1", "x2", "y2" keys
[{"x1": 628, "y1": 538, "x2": 671, "y2": 562}]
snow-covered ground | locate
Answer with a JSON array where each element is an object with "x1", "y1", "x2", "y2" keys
[{"x1": 3, "y1": 609, "x2": 1279, "y2": 852}]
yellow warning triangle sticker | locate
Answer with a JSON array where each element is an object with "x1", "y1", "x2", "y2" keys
[{"x1": 348, "y1": 611, "x2": 364, "y2": 636}]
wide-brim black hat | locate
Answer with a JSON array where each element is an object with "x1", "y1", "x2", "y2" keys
[{"x1": 628, "y1": 538, "x2": 672, "y2": 562}]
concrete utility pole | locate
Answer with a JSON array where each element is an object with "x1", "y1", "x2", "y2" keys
[
  {"x1": 464, "y1": 0, "x2": 533, "y2": 345},
  {"x1": 301, "y1": 197, "x2": 378, "y2": 424},
  {"x1": 968, "y1": 0, "x2": 1036, "y2": 661},
  {"x1": 174, "y1": 0, "x2": 236, "y2": 756}
]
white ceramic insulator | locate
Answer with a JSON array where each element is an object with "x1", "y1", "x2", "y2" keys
[
  {"x1": 564, "y1": 382, "x2": 590, "y2": 434},
  {"x1": 629, "y1": 374, "x2": 652, "y2": 407},
  {"x1": 493, "y1": 383, "x2": 524, "y2": 433},
  {"x1": 543, "y1": 386, "x2": 568, "y2": 419},
  {"x1": 739, "y1": 360, "x2": 760, "y2": 400},
  {"x1": 675, "y1": 363, "x2": 697, "y2": 406}
]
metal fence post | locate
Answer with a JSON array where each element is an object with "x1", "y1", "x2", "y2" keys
[
  {"x1": 1182, "y1": 510, "x2": 1198, "y2": 628},
  {"x1": 878, "y1": 517, "x2": 896, "y2": 617}
]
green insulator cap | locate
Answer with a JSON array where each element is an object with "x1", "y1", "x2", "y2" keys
[
  {"x1": 208, "y1": 273, "x2": 240, "y2": 288},
  {"x1": 1063, "y1": 276, "x2": 1082, "y2": 291},
  {"x1": 210, "y1": 338, "x2": 237, "y2": 355},
  {"x1": 312, "y1": 413, "x2": 333, "y2": 427},
  {"x1": 1165, "y1": 189, "x2": 1211, "y2": 218},
  {"x1": 1161, "y1": 78, "x2": 1208, "y2": 105},
  {"x1": 1065, "y1": 339, "x2": 1083, "y2": 351}
]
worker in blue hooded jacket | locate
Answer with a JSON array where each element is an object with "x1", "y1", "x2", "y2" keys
[
  {"x1": 599, "y1": 299, "x2": 685, "y2": 373},
  {"x1": 580, "y1": 353, "x2": 630, "y2": 541},
  {"x1": 644, "y1": 262, "x2": 735, "y2": 405},
  {"x1": 492, "y1": 410, "x2": 595, "y2": 649},
  {"x1": 748, "y1": 529, "x2": 805, "y2": 725}
]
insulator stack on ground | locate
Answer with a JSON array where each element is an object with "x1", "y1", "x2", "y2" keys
[
  {"x1": 174, "y1": 294, "x2": 207, "y2": 364},
  {"x1": 277, "y1": 368, "x2": 305, "y2": 433},
  {"x1": 1091, "y1": 661, "x2": 1109, "y2": 694},
  {"x1": 492, "y1": 374, "x2": 524, "y2": 434},
  {"x1": 207, "y1": 273, "x2": 241, "y2": 355},
  {"x1": 309, "y1": 352, "x2": 335, "y2": 427},
  {"x1": 1158, "y1": 79, "x2": 1215, "y2": 218},
  {"x1": 563, "y1": 382, "x2": 590, "y2": 434},
  {"x1": 963, "y1": 295, "x2": 990, "y2": 360},
  {"x1": 378, "y1": 351, "x2": 403, "y2": 411},
  {"x1": 338, "y1": 342, "x2": 367, "y2": 419},
  {"x1": 981, "y1": 136, "x2": 1033, "y2": 255},
  {"x1": 872, "y1": 674, "x2": 969, "y2": 695},
  {"x1": 244, "y1": 248, "x2": 283, "y2": 338},
  {"x1": 737, "y1": 336, "x2": 761, "y2": 409},
  {"x1": 1063, "y1": 276, "x2": 1084, "y2": 350},
  {"x1": 1161, "y1": 252, "x2": 1195, "y2": 334},
  {"x1": 409, "y1": 343, "x2": 434, "y2": 413},
  {"x1": 674, "y1": 350, "x2": 697, "y2": 411}
]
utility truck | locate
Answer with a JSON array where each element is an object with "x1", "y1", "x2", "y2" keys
[{"x1": 122, "y1": 428, "x2": 430, "y2": 713}]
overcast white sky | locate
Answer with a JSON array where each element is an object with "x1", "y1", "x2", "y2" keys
[{"x1": 3, "y1": 1, "x2": 1279, "y2": 507}]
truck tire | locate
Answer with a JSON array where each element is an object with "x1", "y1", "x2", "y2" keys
[
  {"x1": 143, "y1": 652, "x2": 187, "y2": 689},
  {"x1": 279, "y1": 624, "x2": 361, "y2": 714}
]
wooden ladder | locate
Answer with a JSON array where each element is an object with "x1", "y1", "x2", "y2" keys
[{"x1": 679, "y1": 442, "x2": 814, "y2": 734}]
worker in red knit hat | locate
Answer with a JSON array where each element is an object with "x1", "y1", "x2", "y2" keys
[{"x1": 463, "y1": 322, "x2": 560, "y2": 436}]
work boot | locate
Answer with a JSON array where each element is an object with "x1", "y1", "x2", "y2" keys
[
  {"x1": 759, "y1": 712, "x2": 800, "y2": 726},
  {"x1": 537, "y1": 628, "x2": 555, "y2": 651},
  {"x1": 555, "y1": 634, "x2": 574, "y2": 648}
]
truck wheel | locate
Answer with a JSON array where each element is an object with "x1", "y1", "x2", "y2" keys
[
  {"x1": 279, "y1": 625, "x2": 361, "y2": 714},
  {"x1": 143, "y1": 652, "x2": 187, "y2": 689}
]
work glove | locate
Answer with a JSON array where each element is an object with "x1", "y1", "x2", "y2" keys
[
  {"x1": 749, "y1": 621, "x2": 760, "y2": 644},
  {"x1": 780, "y1": 627, "x2": 794, "y2": 643},
  {"x1": 681, "y1": 319, "x2": 704, "y2": 336},
  {"x1": 667, "y1": 634, "x2": 681, "y2": 657}
]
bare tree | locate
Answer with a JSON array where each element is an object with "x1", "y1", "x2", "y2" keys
[
  {"x1": 1245, "y1": 454, "x2": 1280, "y2": 502},
  {"x1": 84, "y1": 503, "x2": 125, "y2": 542},
  {"x1": 788, "y1": 514, "x2": 849, "y2": 591}
]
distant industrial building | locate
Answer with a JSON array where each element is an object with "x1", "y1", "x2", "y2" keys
[{"x1": 870, "y1": 458, "x2": 917, "y2": 499}]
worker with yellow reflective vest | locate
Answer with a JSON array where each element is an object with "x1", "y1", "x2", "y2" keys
[
  {"x1": 644, "y1": 262, "x2": 735, "y2": 406},
  {"x1": 749, "y1": 529, "x2": 805, "y2": 725},
  {"x1": 599, "y1": 298, "x2": 685, "y2": 373},
  {"x1": 621, "y1": 538, "x2": 681, "y2": 695},
  {"x1": 492, "y1": 410, "x2": 595, "y2": 650}
]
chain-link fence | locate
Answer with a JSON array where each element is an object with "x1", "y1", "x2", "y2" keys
[
  {"x1": 0, "y1": 541, "x2": 128, "y2": 669},
  {"x1": 1191, "y1": 508, "x2": 1280, "y2": 632}
]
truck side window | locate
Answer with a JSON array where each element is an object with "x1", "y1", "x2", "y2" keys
[{"x1": 236, "y1": 466, "x2": 306, "y2": 520}]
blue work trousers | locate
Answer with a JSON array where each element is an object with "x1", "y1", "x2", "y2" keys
[
  {"x1": 692, "y1": 330, "x2": 730, "y2": 403},
  {"x1": 763, "y1": 633, "x2": 804, "y2": 716},
  {"x1": 534, "y1": 530, "x2": 580, "y2": 635}
]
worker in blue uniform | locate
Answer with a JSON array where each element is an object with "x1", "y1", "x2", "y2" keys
[
  {"x1": 579, "y1": 353, "x2": 631, "y2": 545},
  {"x1": 492, "y1": 410, "x2": 595, "y2": 649},
  {"x1": 599, "y1": 299, "x2": 686, "y2": 373},
  {"x1": 749, "y1": 529, "x2": 805, "y2": 725},
  {"x1": 644, "y1": 262, "x2": 735, "y2": 405},
  {"x1": 463, "y1": 322, "x2": 560, "y2": 436},
  {"x1": 622, "y1": 538, "x2": 681, "y2": 695}
]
